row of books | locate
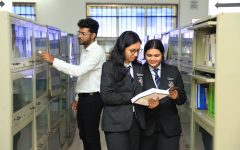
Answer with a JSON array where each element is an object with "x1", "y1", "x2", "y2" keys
[{"x1": 196, "y1": 83, "x2": 215, "y2": 116}]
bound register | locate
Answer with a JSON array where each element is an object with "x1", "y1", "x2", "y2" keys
[{"x1": 131, "y1": 88, "x2": 169, "y2": 106}]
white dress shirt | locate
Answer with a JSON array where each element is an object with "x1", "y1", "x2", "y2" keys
[{"x1": 52, "y1": 41, "x2": 106, "y2": 100}]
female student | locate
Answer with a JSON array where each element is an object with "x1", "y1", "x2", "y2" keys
[
  {"x1": 141, "y1": 39, "x2": 187, "y2": 150},
  {"x1": 100, "y1": 31, "x2": 145, "y2": 150}
]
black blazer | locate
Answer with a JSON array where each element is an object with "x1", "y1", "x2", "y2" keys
[
  {"x1": 100, "y1": 60, "x2": 145, "y2": 132},
  {"x1": 142, "y1": 63, "x2": 187, "y2": 137}
]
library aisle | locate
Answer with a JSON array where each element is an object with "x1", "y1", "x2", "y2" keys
[
  {"x1": 68, "y1": 111, "x2": 191, "y2": 150},
  {"x1": 68, "y1": 127, "x2": 107, "y2": 150}
]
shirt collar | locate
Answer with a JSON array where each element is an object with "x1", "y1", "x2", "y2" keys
[
  {"x1": 124, "y1": 62, "x2": 133, "y2": 68},
  {"x1": 149, "y1": 64, "x2": 161, "y2": 72},
  {"x1": 86, "y1": 40, "x2": 97, "y2": 51}
]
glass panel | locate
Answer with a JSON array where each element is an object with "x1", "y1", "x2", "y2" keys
[
  {"x1": 35, "y1": 30, "x2": 47, "y2": 50},
  {"x1": 50, "y1": 99, "x2": 59, "y2": 127},
  {"x1": 161, "y1": 33, "x2": 169, "y2": 53},
  {"x1": 36, "y1": 70, "x2": 47, "y2": 98},
  {"x1": 70, "y1": 35, "x2": 80, "y2": 56},
  {"x1": 181, "y1": 71, "x2": 192, "y2": 105},
  {"x1": 59, "y1": 120, "x2": 67, "y2": 145},
  {"x1": 20, "y1": 5, "x2": 25, "y2": 15},
  {"x1": 181, "y1": 31, "x2": 193, "y2": 58},
  {"x1": 26, "y1": 6, "x2": 31, "y2": 15},
  {"x1": 60, "y1": 97, "x2": 67, "y2": 112},
  {"x1": 48, "y1": 31, "x2": 60, "y2": 56},
  {"x1": 12, "y1": 24, "x2": 33, "y2": 58},
  {"x1": 49, "y1": 68, "x2": 60, "y2": 96},
  {"x1": 15, "y1": 6, "x2": 21, "y2": 15},
  {"x1": 168, "y1": 32, "x2": 179, "y2": 59},
  {"x1": 36, "y1": 108, "x2": 48, "y2": 140},
  {"x1": 13, "y1": 122, "x2": 32, "y2": 150},
  {"x1": 13, "y1": 75, "x2": 33, "y2": 112},
  {"x1": 60, "y1": 35, "x2": 68, "y2": 57},
  {"x1": 48, "y1": 129, "x2": 60, "y2": 150}
]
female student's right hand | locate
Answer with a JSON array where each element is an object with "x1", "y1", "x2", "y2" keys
[{"x1": 148, "y1": 98, "x2": 159, "y2": 109}]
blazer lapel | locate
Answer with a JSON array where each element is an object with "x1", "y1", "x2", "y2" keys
[
  {"x1": 143, "y1": 64, "x2": 155, "y2": 90},
  {"x1": 159, "y1": 63, "x2": 168, "y2": 89}
]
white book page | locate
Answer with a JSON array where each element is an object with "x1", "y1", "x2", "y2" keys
[{"x1": 131, "y1": 88, "x2": 169, "y2": 106}]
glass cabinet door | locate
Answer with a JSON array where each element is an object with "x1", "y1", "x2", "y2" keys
[
  {"x1": 50, "y1": 98, "x2": 59, "y2": 128},
  {"x1": 12, "y1": 70, "x2": 33, "y2": 113},
  {"x1": 49, "y1": 67, "x2": 61, "y2": 97},
  {"x1": 36, "y1": 108, "x2": 48, "y2": 140},
  {"x1": 180, "y1": 29, "x2": 193, "y2": 60},
  {"x1": 13, "y1": 122, "x2": 32, "y2": 150},
  {"x1": 34, "y1": 25, "x2": 48, "y2": 62},
  {"x1": 48, "y1": 28, "x2": 60, "y2": 56},
  {"x1": 36, "y1": 69, "x2": 47, "y2": 99},
  {"x1": 12, "y1": 24, "x2": 33, "y2": 59}
]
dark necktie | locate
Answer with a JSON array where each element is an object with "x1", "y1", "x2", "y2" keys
[
  {"x1": 127, "y1": 66, "x2": 133, "y2": 83},
  {"x1": 153, "y1": 68, "x2": 160, "y2": 88},
  {"x1": 127, "y1": 66, "x2": 137, "y2": 117}
]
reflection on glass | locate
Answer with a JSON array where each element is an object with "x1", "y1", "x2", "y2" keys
[
  {"x1": 36, "y1": 71, "x2": 47, "y2": 98},
  {"x1": 13, "y1": 122, "x2": 32, "y2": 150},
  {"x1": 50, "y1": 68, "x2": 60, "y2": 95},
  {"x1": 70, "y1": 35, "x2": 80, "y2": 56},
  {"x1": 35, "y1": 30, "x2": 47, "y2": 50},
  {"x1": 161, "y1": 33, "x2": 169, "y2": 53},
  {"x1": 12, "y1": 24, "x2": 32, "y2": 58},
  {"x1": 36, "y1": 108, "x2": 48, "y2": 140},
  {"x1": 60, "y1": 35, "x2": 68, "y2": 57},
  {"x1": 48, "y1": 31, "x2": 60, "y2": 56},
  {"x1": 169, "y1": 36, "x2": 179, "y2": 57},
  {"x1": 50, "y1": 99, "x2": 59, "y2": 127},
  {"x1": 60, "y1": 97, "x2": 67, "y2": 112},
  {"x1": 13, "y1": 75, "x2": 33, "y2": 112},
  {"x1": 181, "y1": 31, "x2": 193, "y2": 58},
  {"x1": 48, "y1": 129, "x2": 60, "y2": 150},
  {"x1": 60, "y1": 122, "x2": 67, "y2": 144},
  {"x1": 181, "y1": 71, "x2": 191, "y2": 105}
]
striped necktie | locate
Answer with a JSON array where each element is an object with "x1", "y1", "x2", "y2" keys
[{"x1": 153, "y1": 68, "x2": 160, "y2": 88}]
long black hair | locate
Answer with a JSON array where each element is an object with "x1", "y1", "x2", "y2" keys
[
  {"x1": 109, "y1": 31, "x2": 142, "y2": 82},
  {"x1": 144, "y1": 39, "x2": 165, "y2": 64}
]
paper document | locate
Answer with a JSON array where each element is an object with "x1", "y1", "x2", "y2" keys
[{"x1": 131, "y1": 88, "x2": 169, "y2": 106}]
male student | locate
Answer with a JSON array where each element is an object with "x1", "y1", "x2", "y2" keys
[{"x1": 41, "y1": 18, "x2": 106, "y2": 150}]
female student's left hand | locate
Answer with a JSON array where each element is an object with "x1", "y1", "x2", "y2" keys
[{"x1": 169, "y1": 87, "x2": 179, "y2": 100}]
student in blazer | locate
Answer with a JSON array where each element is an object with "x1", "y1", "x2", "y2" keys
[
  {"x1": 100, "y1": 31, "x2": 145, "y2": 150},
  {"x1": 141, "y1": 39, "x2": 187, "y2": 150}
]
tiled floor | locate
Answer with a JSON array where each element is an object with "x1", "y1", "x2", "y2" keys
[
  {"x1": 68, "y1": 128, "x2": 107, "y2": 150},
  {"x1": 68, "y1": 104, "x2": 191, "y2": 150}
]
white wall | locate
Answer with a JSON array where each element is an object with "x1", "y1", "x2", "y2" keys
[
  {"x1": 209, "y1": 0, "x2": 240, "y2": 16},
  {"x1": 12, "y1": 0, "x2": 208, "y2": 33},
  {"x1": 0, "y1": 0, "x2": 12, "y2": 11},
  {"x1": 179, "y1": 0, "x2": 208, "y2": 26}
]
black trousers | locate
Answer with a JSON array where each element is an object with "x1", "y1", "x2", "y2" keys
[
  {"x1": 77, "y1": 93, "x2": 103, "y2": 150},
  {"x1": 141, "y1": 130, "x2": 180, "y2": 150},
  {"x1": 104, "y1": 116, "x2": 141, "y2": 150}
]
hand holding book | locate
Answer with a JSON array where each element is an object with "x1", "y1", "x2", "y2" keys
[
  {"x1": 148, "y1": 98, "x2": 160, "y2": 109},
  {"x1": 131, "y1": 88, "x2": 169, "y2": 106},
  {"x1": 169, "y1": 87, "x2": 179, "y2": 100}
]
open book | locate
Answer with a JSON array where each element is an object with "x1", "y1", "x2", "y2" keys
[{"x1": 131, "y1": 88, "x2": 169, "y2": 106}]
